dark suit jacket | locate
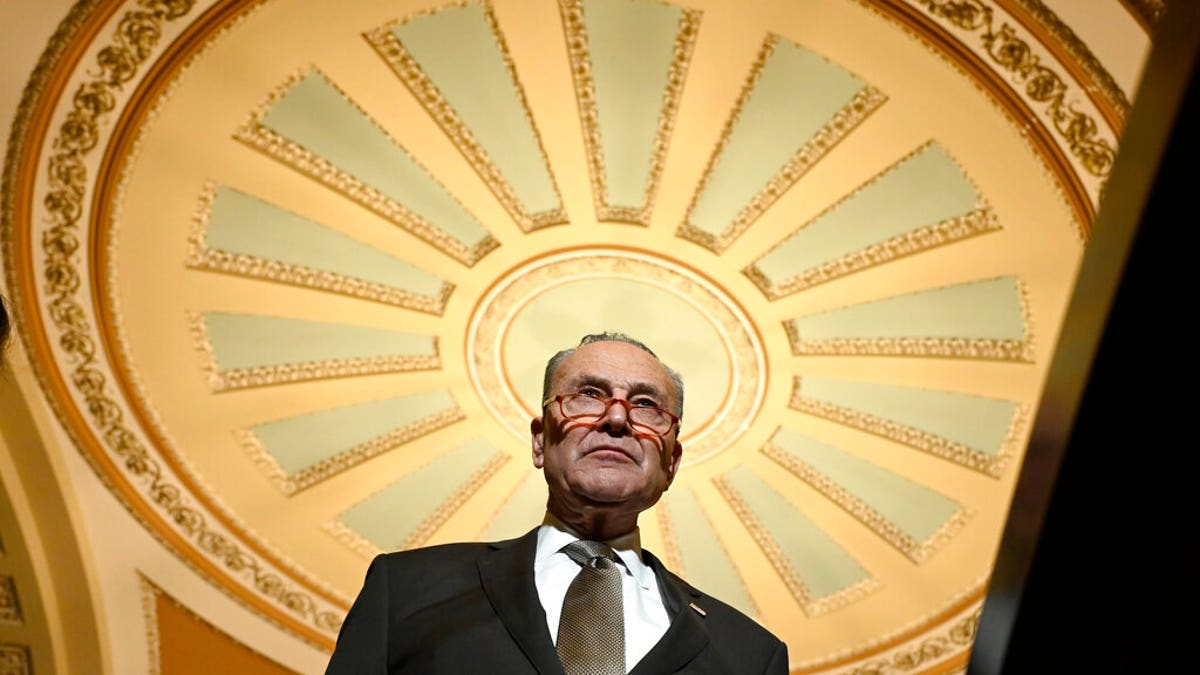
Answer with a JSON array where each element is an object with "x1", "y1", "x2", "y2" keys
[{"x1": 325, "y1": 528, "x2": 788, "y2": 674}]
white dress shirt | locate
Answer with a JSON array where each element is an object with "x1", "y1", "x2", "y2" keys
[{"x1": 534, "y1": 514, "x2": 671, "y2": 672}]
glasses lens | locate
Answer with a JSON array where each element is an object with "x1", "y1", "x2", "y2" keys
[
  {"x1": 561, "y1": 394, "x2": 605, "y2": 417},
  {"x1": 629, "y1": 407, "x2": 672, "y2": 434}
]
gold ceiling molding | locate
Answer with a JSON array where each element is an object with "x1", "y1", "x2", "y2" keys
[
  {"x1": 187, "y1": 183, "x2": 455, "y2": 316},
  {"x1": 560, "y1": 0, "x2": 700, "y2": 226},
  {"x1": 0, "y1": 576, "x2": 21, "y2": 625},
  {"x1": 1003, "y1": 0, "x2": 1131, "y2": 125},
  {"x1": 188, "y1": 312, "x2": 441, "y2": 392},
  {"x1": 761, "y1": 442, "x2": 970, "y2": 564},
  {"x1": 139, "y1": 576, "x2": 162, "y2": 675},
  {"x1": 788, "y1": 378, "x2": 1027, "y2": 479},
  {"x1": 863, "y1": 0, "x2": 1099, "y2": 237},
  {"x1": 235, "y1": 67, "x2": 499, "y2": 268},
  {"x1": 713, "y1": 473, "x2": 880, "y2": 617},
  {"x1": 0, "y1": 644, "x2": 31, "y2": 675},
  {"x1": 365, "y1": 1, "x2": 567, "y2": 233},
  {"x1": 237, "y1": 406, "x2": 467, "y2": 496},
  {"x1": 678, "y1": 35, "x2": 886, "y2": 254},
  {"x1": 466, "y1": 247, "x2": 765, "y2": 463},
  {"x1": 831, "y1": 606, "x2": 980, "y2": 674},
  {"x1": 2, "y1": 0, "x2": 347, "y2": 648},
  {"x1": 905, "y1": 0, "x2": 1116, "y2": 207}
]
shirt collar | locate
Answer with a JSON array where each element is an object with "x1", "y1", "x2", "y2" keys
[{"x1": 536, "y1": 512, "x2": 657, "y2": 592}]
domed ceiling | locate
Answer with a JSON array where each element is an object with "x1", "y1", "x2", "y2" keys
[{"x1": 2, "y1": 0, "x2": 1147, "y2": 671}]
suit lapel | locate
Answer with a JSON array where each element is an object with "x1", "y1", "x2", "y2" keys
[
  {"x1": 629, "y1": 551, "x2": 709, "y2": 675},
  {"x1": 478, "y1": 528, "x2": 565, "y2": 675}
]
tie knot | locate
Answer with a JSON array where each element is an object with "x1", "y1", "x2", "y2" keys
[{"x1": 562, "y1": 539, "x2": 617, "y2": 568}]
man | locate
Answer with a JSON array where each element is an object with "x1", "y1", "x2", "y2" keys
[{"x1": 326, "y1": 333, "x2": 787, "y2": 674}]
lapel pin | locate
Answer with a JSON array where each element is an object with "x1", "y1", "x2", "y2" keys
[{"x1": 689, "y1": 602, "x2": 707, "y2": 617}]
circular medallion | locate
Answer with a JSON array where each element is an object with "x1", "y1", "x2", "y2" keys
[{"x1": 467, "y1": 247, "x2": 766, "y2": 464}]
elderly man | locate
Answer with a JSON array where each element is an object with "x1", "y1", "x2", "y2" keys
[{"x1": 326, "y1": 333, "x2": 787, "y2": 674}]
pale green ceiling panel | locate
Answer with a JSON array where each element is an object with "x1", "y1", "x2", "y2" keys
[
  {"x1": 200, "y1": 312, "x2": 437, "y2": 374},
  {"x1": 199, "y1": 186, "x2": 450, "y2": 311},
  {"x1": 338, "y1": 438, "x2": 506, "y2": 550},
  {"x1": 765, "y1": 427, "x2": 966, "y2": 562},
  {"x1": 383, "y1": 2, "x2": 562, "y2": 222},
  {"x1": 683, "y1": 36, "x2": 883, "y2": 251},
  {"x1": 661, "y1": 487, "x2": 757, "y2": 618},
  {"x1": 717, "y1": 465, "x2": 875, "y2": 615},
  {"x1": 582, "y1": 0, "x2": 685, "y2": 210},
  {"x1": 482, "y1": 471, "x2": 547, "y2": 541},
  {"x1": 791, "y1": 376, "x2": 1022, "y2": 477},
  {"x1": 256, "y1": 70, "x2": 490, "y2": 252},
  {"x1": 785, "y1": 277, "x2": 1030, "y2": 360},
  {"x1": 748, "y1": 144, "x2": 997, "y2": 297},
  {"x1": 244, "y1": 390, "x2": 462, "y2": 493}
]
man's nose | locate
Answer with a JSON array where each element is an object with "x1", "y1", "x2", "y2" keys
[{"x1": 597, "y1": 398, "x2": 630, "y2": 433}]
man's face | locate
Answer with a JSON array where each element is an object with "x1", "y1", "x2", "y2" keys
[{"x1": 531, "y1": 341, "x2": 683, "y2": 517}]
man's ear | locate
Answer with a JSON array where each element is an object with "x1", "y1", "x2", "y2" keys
[
  {"x1": 663, "y1": 440, "x2": 683, "y2": 490},
  {"x1": 530, "y1": 416, "x2": 545, "y2": 468}
]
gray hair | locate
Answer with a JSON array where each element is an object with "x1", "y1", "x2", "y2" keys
[{"x1": 540, "y1": 332, "x2": 684, "y2": 422}]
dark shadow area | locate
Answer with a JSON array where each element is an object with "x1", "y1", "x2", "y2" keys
[{"x1": 970, "y1": 3, "x2": 1199, "y2": 673}]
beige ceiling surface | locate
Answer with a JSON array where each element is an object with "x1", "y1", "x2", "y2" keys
[{"x1": 2, "y1": 0, "x2": 1146, "y2": 672}]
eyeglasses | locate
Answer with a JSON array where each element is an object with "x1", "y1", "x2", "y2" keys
[{"x1": 543, "y1": 393, "x2": 679, "y2": 438}]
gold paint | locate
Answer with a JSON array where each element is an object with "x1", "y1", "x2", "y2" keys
[
  {"x1": 323, "y1": 520, "x2": 379, "y2": 561},
  {"x1": 140, "y1": 575, "x2": 162, "y2": 675},
  {"x1": 1003, "y1": 0, "x2": 1129, "y2": 126},
  {"x1": 6, "y1": 0, "x2": 341, "y2": 645},
  {"x1": 909, "y1": 0, "x2": 1117, "y2": 179},
  {"x1": 789, "y1": 378, "x2": 1028, "y2": 478},
  {"x1": 1119, "y1": 0, "x2": 1164, "y2": 32},
  {"x1": 713, "y1": 475, "x2": 880, "y2": 616},
  {"x1": 365, "y1": 1, "x2": 566, "y2": 232},
  {"x1": 188, "y1": 184, "x2": 455, "y2": 315},
  {"x1": 678, "y1": 36, "x2": 886, "y2": 253},
  {"x1": 238, "y1": 407, "x2": 467, "y2": 495},
  {"x1": 863, "y1": 0, "x2": 1094, "y2": 237},
  {"x1": 784, "y1": 278, "x2": 1036, "y2": 362},
  {"x1": 0, "y1": 576, "x2": 21, "y2": 625},
  {"x1": 188, "y1": 311, "x2": 441, "y2": 392},
  {"x1": 832, "y1": 606, "x2": 982, "y2": 674},
  {"x1": 466, "y1": 249, "x2": 764, "y2": 463},
  {"x1": 559, "y1": 0, "x2": 700, "y2": 225},
  {"x1": 235, "y1": 68, "x2": 499, "y2": 267},
  {"x1": 0, "y1": 644, "x2": 31, "y2": 675},
  {"x1": 762, "y1": 442, "x2": 970, "y2": 563}
]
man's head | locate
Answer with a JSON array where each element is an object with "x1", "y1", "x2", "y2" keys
[{"x1": 531, "y1": 333, "x2": 684, "y2": 539}]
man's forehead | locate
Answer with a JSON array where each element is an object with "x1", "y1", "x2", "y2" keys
[{"x1": 554, "y1": 341, "x2": 672, "y2": 390}]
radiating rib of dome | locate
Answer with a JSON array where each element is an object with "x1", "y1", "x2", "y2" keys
[
  {"x1": 330, "y1": 439, "x2": 508, "y2": 554},
  {"x1": 482, "y1": 471, "x2": 546, "y2": 540},
  {"x1": 189, "y1": 185, "x2": 453, "y2": 314},
  {"x1": 659, "y1": 488, "x2": 757, "y2": 618},
  {"x1": 238, "y1": 391, "x2": 465, "y2": 495},
  {"x1": 679, "y1": 35, "x2": 885, "y2": 253},
  {"x1": 236, "y1": 69, "x2": 497, "y2": 266},
  {"x1": 790, "y1": 376, "x2": 1026, "y2": 477},
  {"x1": 783, "y1": 277, "x2": 1032, "y2": 361},
  {"x1": 744, "y1": 143, "x2": 999, "y2": 298},
  {"x1": 561, "y1": 0, "x2": 698, "y2": 224},
  {"x1": 764, "y1": 428, "x2": 968, "y2": 563},
  {"x1": 366, "y1": 2, "x2": 564, "y2": 231},
  {"x1": 193, "y1": 312, "x2": 439, "y2": 391},
  {"x1": 715, "y1": 465, "x2": 877, "y2": 616}
]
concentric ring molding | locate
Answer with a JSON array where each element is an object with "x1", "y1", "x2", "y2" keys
[{"x1": 1, "y1": 0, "x2": 1118, "y2": 669}]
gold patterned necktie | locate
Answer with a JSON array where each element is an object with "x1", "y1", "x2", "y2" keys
[{"x1": 556, "y1": 540, "x2": 626, "y2": 675}]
